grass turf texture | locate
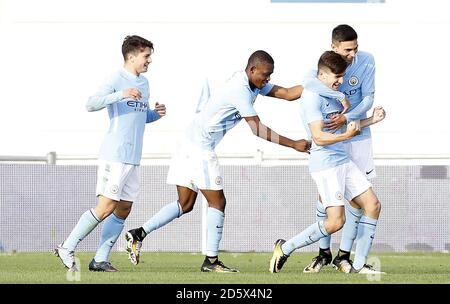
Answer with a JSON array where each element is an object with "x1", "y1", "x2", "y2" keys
[{"x1": 1, "y1": 252, "x2": 449, "y2": 284}]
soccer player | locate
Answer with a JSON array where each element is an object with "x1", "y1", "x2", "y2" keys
[
  {"x1": 269, "y1": 51, "x2": 385, "y2": 274},
  {"x1": 302, "y1": 24, "x2": 382, "y2": 273},
  {"x1": 125, "y1": 50, "x2": 311, "y2": 273},
  {"x1": 54, "y1": 35, "x2": 166, "y2": 272}
]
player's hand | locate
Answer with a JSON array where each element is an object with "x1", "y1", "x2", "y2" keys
[
  {"x1": 341, "y1": 98, "x2": 351, "y2": 114},
  {"x1": 293, "y1": 139, "x2": 311, "y2": 154},
  {"x1": 346, "y1": 121, "x2": 361, "y2": 138},
  {"x1": 372, "y1": 106, "x2": 386, "y2": 123},
  {"x1": 324, "y1": 113, "x2": 347, "y2": 131},
  {"x1": 155, "y1": 102, "x2": 166, "y2": 117},
  {"x1": 123, "y1": 88, "x2": 142, "y2": 100}
]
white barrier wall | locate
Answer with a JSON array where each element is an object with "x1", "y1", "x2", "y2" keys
[
  {"x1": 1, "y1": 0, "x2": 449, "y2": 158},
  {"x1": 1, "y1": 164, "x2": 449, "y2": 253}
]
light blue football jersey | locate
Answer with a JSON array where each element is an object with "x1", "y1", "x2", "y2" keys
[
  {"x1": 186, "y1": 71, "x2": 274, "y2": 150},
  {"x1": 86, "y1": 68, "x2": 161, "y2": 165},
  {"x1": 340, "y1": 51, "x2": 375, "y2": 142},
  {"x1": 300, "y1": 89, "x2": 349, "y2": 173},
  {"x1": 303, "y1": 50, "x2": 375, "y2": 142}
]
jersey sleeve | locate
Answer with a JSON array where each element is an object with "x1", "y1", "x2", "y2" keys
[
  {"x1": 258, "y1": 83, "x2": 275, "y2": 96},
  {"x1": 344, "y1": 95, "x2": 374, "y2": 122},
  {"x1": 301, "y1": 93, "x2": 323, "y2": 124},
  {"x1": 146, "y1": 109, "x2": 161, "y2": 123},
  {"x1": 361, "y1": 55, "x2": 375, "y2": 98},
  {"x1": 344, "y1": 56, "x2": 375, "y2": 121},
  {"x1": 86, "y1": 74, "x2": 123, "y2": 112},
  {"x1": 230, "y1": 89, "x2": 258, "y2": 118}
]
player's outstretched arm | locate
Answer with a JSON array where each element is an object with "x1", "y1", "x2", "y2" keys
[
  {"x1": 266, "y1": 85, "x2": 304, "y2": 101},
  {"x1": 244, "y1": 115, "x2": 310, "y2": 153}
]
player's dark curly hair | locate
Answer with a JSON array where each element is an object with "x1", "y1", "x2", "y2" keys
[{"x1": 122, "y1": 35, "x2": 153, "y2": 60}]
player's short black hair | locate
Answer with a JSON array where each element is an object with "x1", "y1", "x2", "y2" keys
[
  {"x1": 122, "y1": 35, "x2": 153, "y2": 60},
  {"x1": 318, "y1": 51, "x2": 349, "y2": 75},
  {"x1": 246, "y1": 50, "x2": 274, "y2": 69},
  {"x1": 332, "y1": 24, "x2": 358, "y2": 43}
]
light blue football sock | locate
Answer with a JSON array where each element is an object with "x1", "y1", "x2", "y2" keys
[
  {"x1": 63, "y1": 208, "x2": 101, "y2": 251},
  {"x1": 206, "y1": 207, "x2": 224, "y2": 257},
  {"x1": 282, "y1": 220, "x2": 329, "y2": 256},
  {"x1": 94, "y1": 213, "x2": 125, "y2": 262},
  {"x1": 142, "y1": 201, "x2": 183, "y2": 235},
  {"x1": 339, "y1": 203, "x2": 363, "y2": 252},
  {"x1": 316, "y1": 201, "x2": 331, "y2": 250},
  {"x1": 353, "y1": 215, "x2": 377, "y2": 270}
]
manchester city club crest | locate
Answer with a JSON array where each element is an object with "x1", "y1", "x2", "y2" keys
[
  {"x1": 349, "y1": 76, "x2": 359, "y2": 86},
  {"x1": 110, "y1": 185, "x2": 119, "y2": 194},
  {"x1": 335, "y1": 191, "x2": 344, "y2": 200}
]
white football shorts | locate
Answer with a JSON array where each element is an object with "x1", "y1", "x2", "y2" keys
[
  {"x1": 310, "y1": 160, "x2": 372, "y2": 209},
  {"x1": 166, "y1": 138, "x2": 223, "y2": 192},
  {"x1": 345, "y1": 137, "x2": 376, "y2": 179},
  {"x1": 95, "y1": 160, "x2": 140, "y2": 202}
]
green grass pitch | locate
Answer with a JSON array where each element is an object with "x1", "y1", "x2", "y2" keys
[{"x1": 1, "y1": 251, "x2": 450, "y2": 284}]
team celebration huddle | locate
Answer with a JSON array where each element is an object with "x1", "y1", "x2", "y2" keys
[{"x1": 54, "y1": 24, "x2": 386, "y2": 275}]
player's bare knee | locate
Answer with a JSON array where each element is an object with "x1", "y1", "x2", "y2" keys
[
  {"x1": 179, "y1": 200, "x2": 195, "y2": 214},
  {"x1": 114, "y1": 207, "x2": 131, "y2": 219},
  {"x1": 113, "y1": 201, "x2": 132, "y2": 219},
  {"x1": 373, "y1": 200, "x2": 381, "y2": 216},
  {"x1": 209, "y1": 198, "x2": 226, "y2": 212},
  {"x1": 96, "y1": 209, "x2": 113, "y2": 221},
  {"x1": 95, "y1": 205, "x2": 116, "y2": 221},
  {"x1": 182, "y1": 204, "x2": 194, "y2": 214},
  {"x1": 220, "y1": 198, "x2": 227, "y2": 210},
  {"x1": 325, "y1": 217, "x2": 345, "y2": 234},
  {"x1": 366, "y1": 200, "x2": 381, "y2": 217}
]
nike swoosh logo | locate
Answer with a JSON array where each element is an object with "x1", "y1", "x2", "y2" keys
[
  {"x1": 366, "y1": 169, "x2": 374, "y2": 175},
  {"x1": 216, "y1": 225, "x2": 223, "y2": 229}
]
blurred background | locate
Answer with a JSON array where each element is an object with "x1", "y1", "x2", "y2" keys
[{"x1": 1, "y1": 0, "x2": 449, "y2": 160}]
